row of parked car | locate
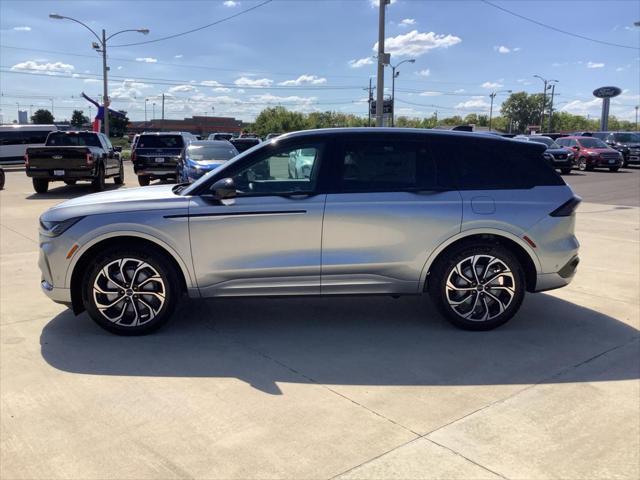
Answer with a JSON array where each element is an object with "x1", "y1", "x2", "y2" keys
[{"x1": 20, "y1": 128, "x2": 639, "y2": 194}]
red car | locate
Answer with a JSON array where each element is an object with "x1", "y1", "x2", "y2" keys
[{"x1": 556, "y1": 136, "x2": 623, "y2": 172}]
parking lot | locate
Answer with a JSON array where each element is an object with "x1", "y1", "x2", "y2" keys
[{"x1": 1, "y1": 163, "x2": 639, "y2": 479}]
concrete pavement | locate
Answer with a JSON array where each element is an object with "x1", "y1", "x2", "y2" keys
[{"x1": 1, "y1": 164, "x2": 638, "y2": 479}]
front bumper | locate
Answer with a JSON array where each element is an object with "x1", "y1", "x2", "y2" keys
[{"x1": 41, "y1": 280, "x2": 72, "y2": 305}]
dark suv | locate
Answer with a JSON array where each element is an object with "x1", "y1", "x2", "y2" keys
[
  {"x1": 591, "y1": 131, "x2": 640, "y2": 167},
  {"x1": 131, "y1": 132, "x2": 196, "y2": 186}
]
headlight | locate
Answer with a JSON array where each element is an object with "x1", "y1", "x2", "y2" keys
[
  {"x1": 39, "y1": 217, "x2": 83, "y2": 237},
  {"x1": 567, "y1": 152, "x2": 574, "y2": 159},
  {"x1": 588, "y1": 152, "x2": 599, "y2": 156}
]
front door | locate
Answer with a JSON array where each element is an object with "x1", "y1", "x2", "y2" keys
[
  {"x1": 321, "y1": 135, "x2": 462, "y2": 295},
  {"x1": 188, "y1": 140, "x2": 327, "y2": 297}
]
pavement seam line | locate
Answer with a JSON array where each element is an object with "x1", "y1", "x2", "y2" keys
[
  {"x1": 0, "y1": 223, "x2": 38, "y2": 245},
  {"x1": 426, "y1": 437, "x2": 510, "y2": 480},
  {"x1": 422, "y1": 335, "x2": 640, "y2": 441}
]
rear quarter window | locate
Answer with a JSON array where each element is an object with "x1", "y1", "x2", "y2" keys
[{"x1": 430, "y1": 137, "x2": 563, "y2": 190}]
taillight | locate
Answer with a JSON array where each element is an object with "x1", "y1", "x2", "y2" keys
[
  {"x1": 24, "y1": 153, "x2": 29, "y2": 167},
  {"x1": 550, "y1": 195, "x2": 582, "y2": 217},
  {"x1": 86, "y1": 153, "x2": 94, "y2": 165}
]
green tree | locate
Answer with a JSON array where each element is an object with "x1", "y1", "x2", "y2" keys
[
  {"x1": 70, "y1": 110, "x2": 90, "y2": 128},
  {"x1": 500, "y1": 92, "x2": 544, "y2": 133},
  {"x1": 31, "y1": 109, "x2": 54, "y2": 124},
  {"x1": 253, "y1": 106, "x2": 307, "y2": 136},
  {"x1": 108, "y1": 111, "x2": 129, "y2": 137}
]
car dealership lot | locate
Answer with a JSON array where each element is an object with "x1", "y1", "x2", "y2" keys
[{"x1": 1, "y1": 164, "x2": 639, "y2": 479}]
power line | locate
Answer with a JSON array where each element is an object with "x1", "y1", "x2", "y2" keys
[
  {"x1": 481, "y1": 0, "x2": 640, "y2": 50},
  {"x1": 110, "y1": 0, "x2": 274, "y2": 48}
]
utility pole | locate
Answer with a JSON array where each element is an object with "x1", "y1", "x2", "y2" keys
[
  {"x1": 152, "y1": 102, "x2": 156, "y2": 121},
  {"x1": 489, "y1": 89, "x2": 512, "y2": 131},
  {"x1": 367, "y1": 77, "x2": 373, "y2": 127},
  {"x1": 390, "y1": 58, "x2": 415, "y2": 127},
  {"x1": 548, "y1": 83, "x2": 557, "y2": 132},
  {"x1": 635, "y1": 105, "x2": 639, "y2": 131},
  {"x1": 161, "y1": 93, "x2": 165, "y2": 129},
  {"x1": 144, "y1": 99, "x2": 148, "y2": 122},
  {"x1": 375, "y1": 0, "x2": 389, "y2": 127}
]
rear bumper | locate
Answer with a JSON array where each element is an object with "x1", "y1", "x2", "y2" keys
[
  {"x1": 134, "y1": 169, "x2": 177, "y2": 178},
  {"x1": 534, "y1": 255, "x2": 579, "y2": 292},
  {"x1": 27, "y1": 168, "x2": 96, "y2": 180}
]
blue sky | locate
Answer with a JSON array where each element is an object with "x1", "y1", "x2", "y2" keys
[{"x1": 1, "y1": 0, "x2": 638, "y2": 123}]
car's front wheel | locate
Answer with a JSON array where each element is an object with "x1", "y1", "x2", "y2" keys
[
  {"x1": 83, "y1": 248, "x2": 180, "y2": 335},
  {"x1": 560, "y1": 167, "x2": 572, "y2": 175},
  {"x1": 429, "y1": 242, "x2": 525, "y2": 331},
  {"x1": 609, "y1": 166, "x2": 620, "y2": 172},
  {"x1": 578, "y1": 158, "x2": 587, "y2": 171}
]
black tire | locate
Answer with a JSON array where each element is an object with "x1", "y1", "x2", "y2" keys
[
  {"x1": 560, "y1": 167, "x2": 571, "y2": 175},
  {"x1": 114, "y1": 161, "x2": 124, "y2": 185},
  {"x1": 609, "y1": 166, "x2": 620, "y2": 172},
  {"x1": 32, "y1": 178, "x2": 49, "y2": 193},
  {"x1": 429, "y1": 242, "x2": 525, "y2": 331},
  {"x1": 82, "y1": 247, "x2": 180, "y2": 335},
  {"x1": 0, "y1": 169, "x2": 5, "y2": 190},
  {"x1": 64, "y1": 180, "x2": 77, "y2": 186},
  {"x1": 138, "y1": 175, "x2": 150, "y2": 186},
  {"x1": 578, "y1": 158, "x2": 587, "y2": 171},
  {"x1": 92, "y1": 164, "x2": 105, "y2": 191}
]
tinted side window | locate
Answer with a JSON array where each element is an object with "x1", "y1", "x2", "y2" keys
[
  {"x1": 336, "y1": 140, "x2": 442, "y2": 192},
  {"x1": 430, "y1": 138, "x2": 562, "y2": 190}
]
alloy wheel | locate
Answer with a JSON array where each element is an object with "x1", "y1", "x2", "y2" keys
[
  {"x1": 445, "y1": 254, "x2": 516, "y2": 322},
  {"x1": 92, "y1": 258, "x2": 166, "y2": 327}
]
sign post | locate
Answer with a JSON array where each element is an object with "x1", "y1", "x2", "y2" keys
[{"x1": 593, "y1": 86, "x2": 622, "y2": 131}]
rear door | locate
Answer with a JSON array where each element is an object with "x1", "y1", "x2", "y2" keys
[{"x1": 320, "y1": 134, "x2": 462, "y2": 295}]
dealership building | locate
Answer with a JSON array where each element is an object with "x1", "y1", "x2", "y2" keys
[{"x1": 128, "y1": 115, "x2": 245, "y2": 136}]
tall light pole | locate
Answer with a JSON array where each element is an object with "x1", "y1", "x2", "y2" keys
[
  {"x1": 145, "y1": 98, "x2": 149, "y2": 122},
  {"x1": 376, "y1": 0, "x2": 390, "y2": 127},
  {"x1": 533, "y1": 75, "x2": 558, "y2": 133},
  {"x1": 488, "y1": 89, "x2": 512, "y2": 131},
  {"x1": 152, "y1": 102, "x2": 156, "y2": 121},
  {"x1": 390, "y1": 58, "x2": 415, "y2": 127},
  {"x1": 547, "y1": 81, "x2": 559, "y2": 132},
  {"x1": 49, "y1": 14, "x2": 149, "y2": 138},
  {"x1": 635, "y1": 105, "x2": 639, "y2": 131}
]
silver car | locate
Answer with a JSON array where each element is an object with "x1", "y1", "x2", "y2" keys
[{"x1": 38, "y1": 128, "x2": 580, "y2": 335}]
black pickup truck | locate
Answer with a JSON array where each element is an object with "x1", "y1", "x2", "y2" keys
[
  {"x1": 131, "y1": 132, "x2": 195, "y2": 186},
  {"x1": 25, "y1": 131, "x2": 123, "y2": 193}
]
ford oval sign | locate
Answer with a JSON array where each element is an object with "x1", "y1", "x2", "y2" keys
[{"x1": 593, "y1": 86, "x2": 622, "y2": 99}]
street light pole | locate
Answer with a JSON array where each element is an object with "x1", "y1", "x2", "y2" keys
[
  {"x1": 49, "y1": 14, "x2": 149, "y2": 138},
  {"x1": 635, "y1": 105, "x2": 639, "y2": 131},
  {"x1": 488, "y1": 90, "x2": 512, "y2": 131},
  {"x1": 548, "y1": 81, "x2": 558, "y2": 132},
  {"x1": 390, "y1": 58, "x2": 415, "y2": 127},
  {"x1": 144, "y1": 99, "x2": 149, "y2": 122},
  {"x1": 376, "y1": 0, "x2": 389, "y2": 127},
  {"x1": 533, "y1": 75, "x2": 558, "y2": 133}
]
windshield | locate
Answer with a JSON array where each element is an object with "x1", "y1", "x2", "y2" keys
[
  {"x1": 46, "y1": 132, "x2": 101, "y2": 147},
  {"x1": 613, "y1": 133, "x2": 640, "y2": 143},
  {"x1": 187, "y1": 144, "x2": 237, "y2": 161},
  {"x1": 527, "y1": 136, "x2": 559, "y2": 148},
  {"x1": 578, "y1": 138, "x2": 609, "y2": 148},
  {"x1": 137, "y1": 135, "x2": 184, "y2": 149}
]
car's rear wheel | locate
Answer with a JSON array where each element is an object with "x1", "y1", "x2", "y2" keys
[
  {"x1": 92, "y1": 164, "x2": 105, "y2": 191},
  {"x1": 32, "y1": 178, "x2": 49, "y2": 193},
  {"x1": 609, "y1": 166, "x2": 620, "y2": 172},
  {"x1": 114, "y1": 162, "x2": 124, "y2": 185},
  {"x1": 83, "y1": 248, "x2": 180, "y2": 335},
  {"x1": 0, "y1": 169, "x2": 5, "y2": 190},
  {"x1": 560, "y1": 167, "x2": 571, "y2": 175},
  {"x1": 429, "y1": 242, "x2": 525, "y2": 331},
  {"x1": 138, "y1": 175, "x2": 150, "y2": 186},
  {"x1": 64, "y1": 180, "x2": 77, "y2": 186}
]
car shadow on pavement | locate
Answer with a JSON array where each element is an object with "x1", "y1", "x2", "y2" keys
[
  {"x1": 25, "y1": 183, "x2": 125, "y2": 200},
  {"x1": 40, "y1": 293, "x2": 639, "y2": 394}
]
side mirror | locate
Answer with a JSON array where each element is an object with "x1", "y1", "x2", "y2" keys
[
  {"x1": 209, "y1": 177, "x2": 236, "y2": 200},
  {"x1": 572, "y1": 145, "x2": 579, "y2": 150},
  {"x1": 113, "y1": 146, "x2": 123, "y2": 152}
]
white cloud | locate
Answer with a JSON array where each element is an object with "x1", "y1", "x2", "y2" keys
[
  {"x1": 348, "y1": 57, "x2": 374, "y2": 68},
  {"x1": 375, "y1": 30, "x2": 462, "y2": 57},
  {"x1": 174, "y1": 54, "x2": 183, "y2": 59},
  {"x1": 495, "y1": 45, "x2": 510, "y2": 54},
  {"x1": 369, "y1": 0, "x2": 396, "y2": 7},
  {"x1": 399, "y1": 18, "x2": 416, "y2": 27},
  {"x1": 513, "y1": 47, "x2": 521, "y2": 52},
  {"x1": 455, "y1": 96, "x2": 491, "y2": 111},
  {"x1": 13, "y1": 26, "x2": 31, "y2": 31},
  {"x1": 234, "y1": 76, "x2": 273, "y2": 87},
  {"x1": 71, "y1": 73, "x2": 80, "y2": 78},
  {"x1": 83, "y1": 78, "x2": 100, "y2": 84},
  {"x1": 454, "y1": 88, "x2": 466, "y2": 93},
  {"x1": 168, "y1": 84, "x2": 198, "y2": 93},
  {"x1": 213, "y1": 87, "x2": 231, "y2": 92},
  {"x1": 278, "y1": 74, "x2": 327, "y2": 86},
  {"x1": 135, "y1": 57, "x2": 157, "y2": 63},
  {"x1": 419, "y1": 91, "x2": 442, "y2": 97},
  {"x1": 223, "y1": 0, "x2": 239, "y2": 6},
  {"x1": 200, "y1": 80, "x2": 222, "y2": 87},
  {"x1": 122, "y1": 79, "x2": 152, "y2": 89},
  {"x1": 250, "y1": 93, "x2": 317, "y2": 105},
  {"x1": 481, "y1": 81, "x2": 503, "y2": 89},
  {"x1": 587, "y1": 61, "x2": 605, "y2": 69},
  {"x1": 117, "y1": 66, "x2": 123, "y2": 70},
  {"x1": 10, "y1": 60, "x2": 74, "y2": 74},
  {"x1": 415, "y1": 69, "x2": 430, "y2": 77},
  {"x1": 560, "y1": 98, "x2": 601, "y2": 115}
]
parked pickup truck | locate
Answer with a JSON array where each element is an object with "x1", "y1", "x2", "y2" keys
[
  {"x1": 131, "y1": 132, "x2": 195, "y2": 186},
  {"x1": 25, "y1": 131, "x2": 123, "y2": 193}
]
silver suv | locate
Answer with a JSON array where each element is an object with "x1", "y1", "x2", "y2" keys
[{"x1": 38, "y1": 128, "x2": 580, "y2": 335}]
